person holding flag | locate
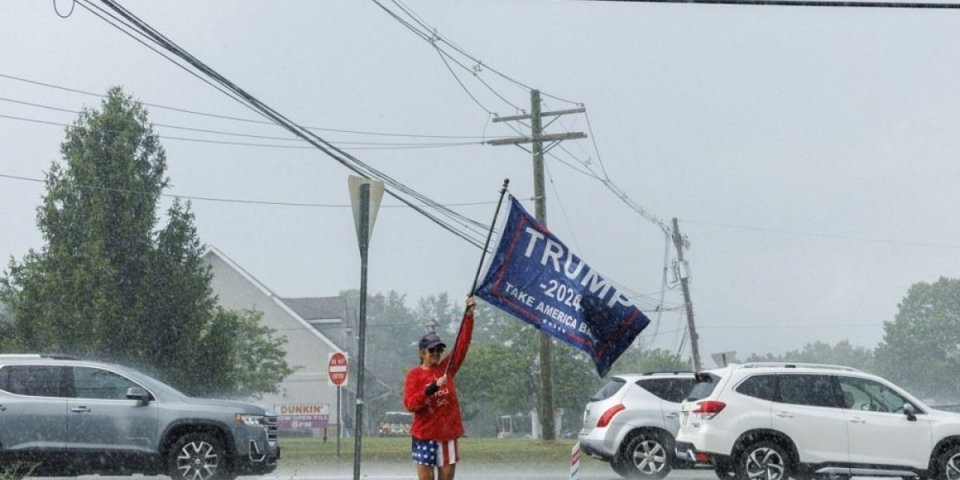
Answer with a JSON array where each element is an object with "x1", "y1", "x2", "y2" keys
[{"x1": 403, "y1": 296, "x2": 476, "y2": 480}]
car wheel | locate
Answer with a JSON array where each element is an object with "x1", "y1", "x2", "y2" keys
[
  {"x1": 938, "y1": 444, "x2": 960, "y2": 480},
  {"x1": 616, "y1": 431, "x2": 672, "y2": 479},
  {"x1": 736, "y1": 440, "x2": 791, "y2": 480},
  {"x1": 168, "y1": 432, "x2": 235, "y2": 480},
  {"x1": 611, "y1": 456, "x2": 632, "y2": 478},
  {"x1": 715, "y1": 461, "x2": 734, "y2": 478}
]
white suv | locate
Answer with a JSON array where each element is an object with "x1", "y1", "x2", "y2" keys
[
  {"x1": 579, "y1": 372, "x2": 696, "y2": 479},
  {"x1": 675, "y1": 363, "x2": 960, "y2": 480}
]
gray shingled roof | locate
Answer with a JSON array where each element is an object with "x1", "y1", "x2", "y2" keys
[{"x1": 281, "y1": 296, "x2": 348, "y2": 321}]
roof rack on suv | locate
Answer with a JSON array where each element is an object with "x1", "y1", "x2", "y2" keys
[
  {"x1": 739, "y1": 362, "x2": 861, "y2": 372},
  {"x1": 40, "y1": 354, "x2": 80, "y2": 360},
  {"x1": 0, "y1": 354, "x2": 81, "y2": 360},
  {"x1": 642, "y1": 370, "x2": 694, "y2": 375}
]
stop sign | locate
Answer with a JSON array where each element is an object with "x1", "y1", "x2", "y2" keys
[{"x1": 328, "y1": 352, "x2": 348, "y2": 386}]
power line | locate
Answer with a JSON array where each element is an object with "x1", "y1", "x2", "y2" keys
[
  {"x1": 681, "y1": 218, "x2": 960, "y2": 250},
  {"x1": 0, "y1": 111, "x2": 484, "y2": 151},
  {"x1": 577, "y1": 0, "x2": 960, "y2": 7},
  {"x1": 0, "y1": 72, "x2": 501, "y2": 140},
  {"x1": 85, "y1": 0, "x2": 491, "y2": 248},
  {"x1": 370, "y1": 0, "x2": 580, "y2": 118},
  {"x1": 0, "y1": 172, "x2": 520, "y2": 209}
]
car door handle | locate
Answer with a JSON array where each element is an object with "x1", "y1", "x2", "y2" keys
[
  {"x1": 775, "y1": 411, "x2": 793, "y2": 418},
  {"x1": 850, "y1": 417, "x2": 866, "y2": 424},
  {"x1": 71, "y1": 406, "x2": 91, "y2": 413},
  {"x1": 665, "y1": 413, "x2": 679, "y2": 419},
  {"x1": 0, "y1": 404, "x2": 6, "y2": 411}
]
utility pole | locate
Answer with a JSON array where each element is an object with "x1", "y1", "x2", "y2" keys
[
  {"x1": 671, "y1": 217, "x2": 702, "y2": 371},
  {"x1": 489, "y1": 90, "x2": 585, "y2": 440}
]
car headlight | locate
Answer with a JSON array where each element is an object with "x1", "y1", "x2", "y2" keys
[{"x1": 235, "y1": 414, "x2": 266, "y2": 426}]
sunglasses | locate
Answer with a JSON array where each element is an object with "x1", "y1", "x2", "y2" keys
[{"x1": 427, "y1": 346, "x2": 445, "y2": 354}]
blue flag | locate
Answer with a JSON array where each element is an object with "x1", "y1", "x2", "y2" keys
[{"x1": 476, "y1": 197, "x2": 650, "y2": 377}]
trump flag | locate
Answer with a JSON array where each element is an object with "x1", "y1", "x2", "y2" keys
[{"x1": 475, "y1": 196, "x2": 650, "y2": 377}]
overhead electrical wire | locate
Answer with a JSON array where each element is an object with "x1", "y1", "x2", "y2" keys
[
  {"x1": 371, "y1": 0, "x2": 685, "y2": 328},
  {"x1": 68, "y1": 0, "x2": 683, "y2": 316},
  {"x1": 0, "y1": 111, "x2": 484, "y2": 151},
  {"x1": 375, "y1": 0, "x2": 676, "y2": 238},
  {"x1": 371, "y1": 0, "x2": 529, "y2": 112},
  {"x1": 76, "y1": 0, "x2": 490, "y2": 248},
  {"x1": 0, "y1": 72, "x2": 504, "y2": 141},
  {"x1": 0, "y1": 172, "x2": 520, "y2": 209},
  {"x1": 382, "y1": 0, "x2": 582, "y2": 106},
  {"x1": 578, "y1": 0, "x2": 960, "y2": 8}
]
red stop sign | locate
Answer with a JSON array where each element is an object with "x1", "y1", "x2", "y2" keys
[{"x1": 328, "y1": 352, "x2": 348, "y2": 386}]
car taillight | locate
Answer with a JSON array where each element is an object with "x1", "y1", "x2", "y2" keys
[
  {"x1": 692, "y1": 400, "x2": 726, "y2": 419},
  {"x1": 597, "y1": 404, "x2": 626, "y2": 428}
]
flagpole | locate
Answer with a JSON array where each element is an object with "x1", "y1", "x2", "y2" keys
[
  {"x1": 444, "y1": 178, "x2": 510, "y2": 376},
  {"x1": 469, "y1": 178, "x2": 510, "y2": 296}
]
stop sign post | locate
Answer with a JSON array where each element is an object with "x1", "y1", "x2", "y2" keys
[
  {"x1": 328, "y1": 352, "x2": 348, "y2": 386},
  {"x1": 329, "y1": 352, "x2": 348, "y2": 460}
]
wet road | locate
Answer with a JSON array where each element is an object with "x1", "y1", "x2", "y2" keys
[
  {"x1": 48, "y1": 461, "x2": 718, "y2": 480},
  {"x1": 263, "y1": 461, "x2": 718, "y2": 480}
]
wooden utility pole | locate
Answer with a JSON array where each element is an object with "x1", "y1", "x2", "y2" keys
[
  {"x1": 671, "y1": 217, "x2": 702, "y2": 371},
  {"x1": 489, "y1": 90, "x2": 585, "y2": 440}
]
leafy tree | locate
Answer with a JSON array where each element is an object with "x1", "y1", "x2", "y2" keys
[
  {"x1": 340, "y1": 289, "x2": 424, "y2": 434},
  {"x1": 341, "y1": 289, "x2": 423, "y2": 386},
  {"x1": 608, "y1": 347, "x2": 691, "y2": 375},
  {"x1": 184, "y1": 308, "x2": 294, "y2": 398},
  {"x1": 0, "y1": 302, "x2": 17, "y2": 350},
  {"x1": 0, "y1": 87, "x2": 290, "y2": 397},
  {"x1": 745, "y1": 340, "x2": 875, "y2": 372},
  {"x1": 875, "y1": 277, "x2": 960, "y2": 401}
]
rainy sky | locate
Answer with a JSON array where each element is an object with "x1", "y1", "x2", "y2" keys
[{"x1": 2, "y1": 0, "x2": 959, "y2": 361}]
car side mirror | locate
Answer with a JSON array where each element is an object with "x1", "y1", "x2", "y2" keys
[
  {"x1": 903, "y1": 403, "x2": 917, "y2": 421},
  {"x1": 126, "y1": 386, "x2": 151, "y2": 405}
]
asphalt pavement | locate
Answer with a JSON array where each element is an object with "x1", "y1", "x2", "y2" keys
[
  {"x1": 260, "y1": 460, "x2": 720, "y2": 480},
  {"x1": 39, "y1": 461, "x2": 719, "y2": 480}
]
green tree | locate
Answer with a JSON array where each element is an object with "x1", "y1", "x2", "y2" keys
[
  {"x1": 746, "y1": 340, "x2": 875, "y2": 372},
  {"x1": 0, "y1": 87, "x2": 290, "y2": 397},
  {"x1": 0, "y1": 302, "x2": 17, "y2": 350},
  {"x1": 875, "y1": 277, "x2": 960, "y2": 401},
  {"x1": 608, "y1": 347, "x2": 691, "y2": 375}
]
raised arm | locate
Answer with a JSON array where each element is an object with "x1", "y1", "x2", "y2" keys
[{"x1": 442, "y1": 297, "x2": 476, "y2": 377}]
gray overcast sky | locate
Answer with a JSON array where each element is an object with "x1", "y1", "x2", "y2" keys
[{"x1": 2, "y1": 0, "x2": 958, "y2": 362}]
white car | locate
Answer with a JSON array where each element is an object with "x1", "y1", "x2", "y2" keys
[
  {"x1": 675, "y1": 362, "x2": 960, "y2": 480},
  {"x1": 579, "y1": 371, "x2": 696, "y2": 479}
]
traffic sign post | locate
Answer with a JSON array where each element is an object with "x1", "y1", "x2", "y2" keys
[
  {"x1": 348, "y1": 176, "x2": 384, "y2": 480},
  {"x1": 328, "y1": 352, "x2": 348, "y2": 459}
]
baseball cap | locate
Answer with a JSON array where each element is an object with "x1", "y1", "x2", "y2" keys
[{"x1": 418, "y1": 332, "x2": 446, "y2": 351}]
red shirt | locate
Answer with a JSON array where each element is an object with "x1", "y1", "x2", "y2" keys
[{"x1": 403, "y1": 311, "x2": 474, "y2": 441}]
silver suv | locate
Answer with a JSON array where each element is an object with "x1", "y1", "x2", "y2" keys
[
  {"x1": 676, "y1": 362, "x2": 960, "y2": 480},
  {"x1": 579, "y1": 371, "x2": 696, "y2": 479},
  {"x1": 0, "y1": 354, "x2": 279, "y2": 480}
]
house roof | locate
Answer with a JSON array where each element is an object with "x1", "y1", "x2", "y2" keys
[
  {"x1": 202, "y1": 245, "x2": 392, "y2": 398},
  {"x1": 202, "y1": 245, "x2": 342, "y2": 352},
  {"x1": 281, "y1": 296, "x2": 347, "y2": 322}
]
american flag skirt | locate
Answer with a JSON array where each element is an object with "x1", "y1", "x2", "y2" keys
[{"x1": 411, "y1": 438, "x2": 459, "y2": 467}]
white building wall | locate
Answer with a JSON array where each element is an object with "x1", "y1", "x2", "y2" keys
[{"x1": 203, "y1": 249, "x2": 345, "y2": 433}]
